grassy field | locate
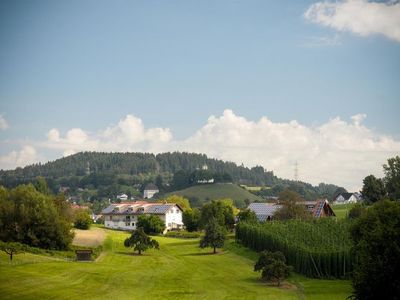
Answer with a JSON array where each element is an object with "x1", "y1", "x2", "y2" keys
[
  {"x1": 168, "y1": 183, "x2": 263, "y2": 208},
  {"x1": 0, "y1": 228, "x2": 352, "y2": 299},
  {"x1": 332, "y1": 203, "x2": 356, "y2": 219}
]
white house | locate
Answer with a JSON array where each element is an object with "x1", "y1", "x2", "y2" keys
[
  {"x1": 143, "y1": 183, "x2": 159, "y2": 199},
  {"x1": 102, "y1": 201, "x2": 183, "y2": 232},
  {"x1": 116, "y1": 193, "x2": 128, "y2": 201},
  {"x1": 333, "y1": 192, "x2": 361, "y2": 205}
]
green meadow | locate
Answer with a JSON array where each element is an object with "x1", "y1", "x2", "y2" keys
[{"x1": 0, "y1": 228, "x2": 352, "y2": 299}]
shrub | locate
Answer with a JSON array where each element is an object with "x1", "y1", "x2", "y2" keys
[
  {"x1": 74, "y1": 210, "x2": 92, "y2": 230},
  {"x1": 164, "y1": 231, "x2": 201, "y2": 239}
]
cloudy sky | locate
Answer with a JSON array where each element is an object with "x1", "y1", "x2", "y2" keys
[{"x1": 0, "y1": 0, "x2": 399, "y2": 191}]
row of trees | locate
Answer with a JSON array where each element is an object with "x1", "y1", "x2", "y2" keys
[{"x1": 0, "y1": 151, "x2": 345, "y2": 202}]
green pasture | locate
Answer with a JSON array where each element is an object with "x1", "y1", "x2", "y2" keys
[
  {"x1": 0, "y1": 228, "x2": 351, "y2": 299},
  {"x1": 332, "y1": 203, "x2": 355, "y2": 219}
]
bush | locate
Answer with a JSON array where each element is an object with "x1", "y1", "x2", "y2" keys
[
  {"x1": 74, "y1": 210, "x2": 92, "y2": 230},
  {"x1": 164, "y1": 231, "x2": 201, "y2": 239}
]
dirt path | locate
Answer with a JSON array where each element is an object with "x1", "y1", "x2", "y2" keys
[{"x1": 72, "y1": 227, "x2": 107, "y2": 247}]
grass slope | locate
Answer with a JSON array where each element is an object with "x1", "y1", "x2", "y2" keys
[
  {"x1": 0, "y1": 228, "x2": 351, "y2": 300},
  {"x1": 168, "y1": 183, "x2": 263, "y2": 207}
]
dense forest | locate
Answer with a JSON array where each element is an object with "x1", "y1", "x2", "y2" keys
[{"x1": 0, "y1": 152, "x2": 345, "y2": 204}]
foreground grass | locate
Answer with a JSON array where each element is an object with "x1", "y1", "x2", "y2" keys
[{"x1": 0, "y1": 228, "x2": 351, "y2": 299}]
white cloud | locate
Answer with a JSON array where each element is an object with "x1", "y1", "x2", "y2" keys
[
  {"x1": 0, "y1": 115, "x2": 9, "y2": 130},
  {"x1": 304, "y1": 0, "x2": 400, "y2": 42},
  {"x1": 41, "y1": 114, "x2": 172, "y2": 155},
  {"x1": 177, "y1": 110, "x2": 400, "y2": 191},
  {"x1": 1, "y1": 111, "x2": 399, "y2": 191},
  {"x1": 0, "y1": 145, "x2": 39, "y2": 170}
]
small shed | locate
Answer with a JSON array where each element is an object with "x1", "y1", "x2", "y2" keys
[{"x1": 75, "y1": 249, "x2": 93, "y2": 261}]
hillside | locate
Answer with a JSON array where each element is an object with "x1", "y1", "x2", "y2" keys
[
  {"x1": 0, "y1": 151, "x2": 345, "y2": 202},
  {"x1": 167, "y1": 183, "x2": 264, "y2": 208}
]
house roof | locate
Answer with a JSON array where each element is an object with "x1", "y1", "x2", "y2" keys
[
  {"x1": 337, "y1": 193, "x2": 354, "y2": 200},
  {"x1": 144, "y1": 183, "x2": 159, "y2": 191},
  {"x1": 101, "y1": 201, "x2": 181, "y2": 215},
  {"x1": 248, "y1": 203, "x2": 283, "y2": 221}
]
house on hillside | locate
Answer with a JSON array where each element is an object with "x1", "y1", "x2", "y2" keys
[
  {"x1": 333, "y1": 192, "x2": 361, "y2": 205},
  {"x1": 116, "y1": 193, "x2": 129, "y2": 201},
  {"x1": 247, "y1": 199, "x2": 335, "y2": 221},
  {"x1": 102, "y1": 201, "x2": 183, "y2": 232},
  {"x1": 143, "y1": 183, "x2": 159, "y2": 199}
]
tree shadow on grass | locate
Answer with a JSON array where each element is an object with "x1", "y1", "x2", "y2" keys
[
  {"x1": 181, "y1": 251, "x2": 223, "y2": 256},
  {"x1": 115, "y1": 251, "x2": 146, "y2": 256}
]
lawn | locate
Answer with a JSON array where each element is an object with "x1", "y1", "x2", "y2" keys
[{"x1": 0, "y1": 228, "x2": 352, "y2": 299}]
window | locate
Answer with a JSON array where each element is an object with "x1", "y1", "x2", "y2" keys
[
  {"x1": 109, "y1": 216, "x2": 112, "y2": 221},
  {"x1": 132, "y1": 222, "x2": 135, "y2": 227},
  {"x1": 176, "y1": 209, "x2": 179, "y2": 213}
]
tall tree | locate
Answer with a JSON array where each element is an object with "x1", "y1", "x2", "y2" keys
[
  {"x1": 199, "y1": 218, "x2": 226, "y2": 254},
  {"x1": 34, "y1": 176, "x2": 51, "y2": 195},
  {"x1": 182, "y1": 208, "x2": 200, "y2": 232},
  {"x1": 200, "y1": 200, "x2": 235, "y2": 230},
  {"x1": 383, "y1": 156, "x2": 400, "y2": 200},
  {"x1": 0, "y1": 184, "x2": 73, "y2": 249},
  {"x1": 361, "y1": 175, "x2": 386, "y2": 203},
  {"x1": 124, "y1": 228, "x2": 160, "y2": 255},
  {"x1": 274, "y1": 189, "x2": 310, "y2": 220},
  {"x1": 350, "y1": 200, "x2": 400, "y2": 299}
]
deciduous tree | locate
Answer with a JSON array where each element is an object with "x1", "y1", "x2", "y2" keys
[
  {"x1": 124, "y1": 228, "x2": 160, "y2": 255},
  {"x1": 254, "y1": 250, "x2": 291, "y2": 286},
  {"x1": 361, "y1": 175, "x2": 386, "y2": 203},
  {"x1": 199, "y1": 218, "x2": 226, "y2": 254},
  {"x1": 137, "y1": 215, "x2": 165, "y2": 234},
  {"x1": 350, "y1": 200, "x2": 400, "y2": 299}
]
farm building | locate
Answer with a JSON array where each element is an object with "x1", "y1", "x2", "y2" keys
[
  {"x1": 102, "y1": 201, "x2": 183, "y2": 232},
  {"x1": 143, "y1": 183, "x2": 159, "y2": 199},
  {"x1": 248, "y1": 199, "x2": 335, "y2": 222},
  {"x1": 247, "y1": 203, "x2": 283, "y2": 222},
  {"x1": 333, "y1": 192, "x2": 362, "y2": 205},
  {"x1": 302, "y1": 199, "x2": 336, "y2": 218}
]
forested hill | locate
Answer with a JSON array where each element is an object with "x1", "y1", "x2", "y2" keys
[{"x1": 0, "y1": 151, "x2": 345, "y2": 200}]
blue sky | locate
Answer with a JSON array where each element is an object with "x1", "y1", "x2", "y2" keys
[{"x1": 0, "y1": 0, "x2": 399, "y2": 190}]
